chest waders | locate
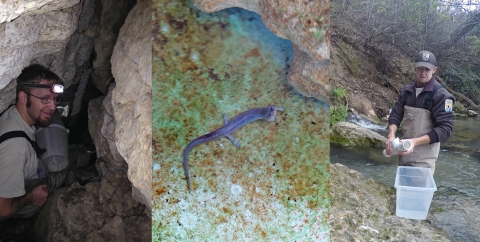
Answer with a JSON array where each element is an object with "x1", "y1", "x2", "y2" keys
[
  {"x1": 399, "y1": 106, "x2": 440, "y2": 174},
  {"x1": 399, "y1": 83, "x2": 443, "y2": 174}
]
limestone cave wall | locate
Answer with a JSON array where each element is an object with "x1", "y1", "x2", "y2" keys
[{"x1": 0, "y1": 0, "x2": 151, "y2": 240}]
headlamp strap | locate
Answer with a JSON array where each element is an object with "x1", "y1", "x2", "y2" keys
[{"x1": 20, "y1": 83, "x2": 64, "y2": 94}]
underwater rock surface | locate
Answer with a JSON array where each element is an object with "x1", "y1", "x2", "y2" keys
[
  {"x1": 192, "y1": 0, "x2": 329, "y2": 60},
  {"x1": 192, "y1": 0, "x2": 330, "y2": 103},
  {"x1": 153, "y1": 0, "x2": 329, "y2": 240}
]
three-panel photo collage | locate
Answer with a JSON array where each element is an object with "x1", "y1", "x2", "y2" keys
[{"x1": 0, "y1": 0, "x2": 479, "y2": 241}]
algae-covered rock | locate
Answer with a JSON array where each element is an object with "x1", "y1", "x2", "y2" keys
[
  {"x1": 331, "y1": 122, "x2": 387, "y2": 147},
  {"x1": 467, "y1": 110, "x2": 478, "y2": 117},
  {"x1": 454, "y1": 102, "x2": 467, "y2": 114},
  {"x1": 440, "y1": 142, "x2": 470, "y2": 152}
]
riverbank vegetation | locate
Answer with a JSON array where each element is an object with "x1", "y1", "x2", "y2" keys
[
  {"x1": 330, "y1": 87, "x2": 348, "y2": 126},
  {"x1": 330, "y1": 0, "x2": 480, "y2": 121}
]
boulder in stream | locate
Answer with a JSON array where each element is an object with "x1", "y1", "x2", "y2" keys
[
  {"x1": 467, "y1": 110, "x2": 478, "y2": 117},
  {"x1": 331, "y1": 121, "x2": 387, "y2": 147}
]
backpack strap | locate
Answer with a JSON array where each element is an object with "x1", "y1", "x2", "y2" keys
[
  {"x1": 423, "y1": 83, "x2": 443, "y2": 110},
  {"x1": 0, "y1": 131, "x2": 46, "y2": 156}
]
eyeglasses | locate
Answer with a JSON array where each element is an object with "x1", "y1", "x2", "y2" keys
[{"x1": 24, "y1": 92, "x2": 59, "y2": 104}]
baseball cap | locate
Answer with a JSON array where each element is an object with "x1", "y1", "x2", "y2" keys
[{"x1": 414, "y1": 51, "x2": 436, "y2": 69}]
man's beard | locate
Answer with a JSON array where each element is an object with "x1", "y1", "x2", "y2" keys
[{"x1": 36, "y1": 115, "x2": 52, "y2": 127}]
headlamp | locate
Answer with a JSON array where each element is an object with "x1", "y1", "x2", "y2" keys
[
  {"x1": 51, "y1": 84, "x2": 64, "y2": 93},
  {"x1": 21, "y1": 83, "x2": 64, "y2": 93}
]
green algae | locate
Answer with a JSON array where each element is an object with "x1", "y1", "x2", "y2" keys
[{"x1": 153, "y1": 0, "x2": 330, "y2": 240}]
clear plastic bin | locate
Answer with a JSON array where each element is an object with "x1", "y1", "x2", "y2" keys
[{"x1": 394, "y1": 166, "x2": 437, "y2": 220}]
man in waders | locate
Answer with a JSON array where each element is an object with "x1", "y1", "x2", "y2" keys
[
  {"x1": 386, "y1": 51, "x2": 455, "y2": 174},
  {"x1": 0, "y1": 64, "x2": 64, "y2": 220}
]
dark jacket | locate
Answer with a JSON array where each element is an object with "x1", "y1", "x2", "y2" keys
[{"x1": 389, "y1": 77, "x2": 455, "y2": 143}]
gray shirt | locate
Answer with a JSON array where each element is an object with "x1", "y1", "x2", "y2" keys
[{"x1": 0, "y1": 106, "x2": 39, "y2": 198}]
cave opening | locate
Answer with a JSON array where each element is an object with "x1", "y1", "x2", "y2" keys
[{"x1": 0, "y1": 0, "x2": 151, "y2": 241}]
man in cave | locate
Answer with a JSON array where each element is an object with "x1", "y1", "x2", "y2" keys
[
  {"x1": 0, "y1": 64, "x2": 64, "y2": 220},
  {"x1": 385, "y1": 50, "x2": 455, "y2": 174}
]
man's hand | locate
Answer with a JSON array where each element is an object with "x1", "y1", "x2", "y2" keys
[
  {"x1": 31, "y1": 184, "x2": 48, "y2": 206},
  {"x1": 0, "y1": 184, "x2": 49, "y2": 220},
  {"x1": 385, "y1": 125, "x2": 398, "y2": 156},
  {"x1": 397, "y1": 139, "x2": 415, "y2": 155},
  {"x1": 385, "y1": 138, "x2": 394, "y2": 156},
  {"x1": 397, "y1": 135, "x2": 431, "y2": 155}
]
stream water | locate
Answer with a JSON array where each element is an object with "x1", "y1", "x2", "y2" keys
[{"x1": 332, "y1": 116, "x2": 480, "y2": 200}]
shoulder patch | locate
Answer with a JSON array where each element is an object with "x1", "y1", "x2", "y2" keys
[{"x1": 445, "y1": 99, "x2": 453, "y2": 112}]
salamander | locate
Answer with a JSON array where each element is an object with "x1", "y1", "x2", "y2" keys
[{"x1": 182, "y1": 105, "x2": 284, "y2": 192}]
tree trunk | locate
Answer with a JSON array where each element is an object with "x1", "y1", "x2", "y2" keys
[
  {"x1": 437, "y1": 76, "x2": 480, "y2": 111},
  {"x1": 450, "y1": 12, "x2": 480, "y2": 44}
]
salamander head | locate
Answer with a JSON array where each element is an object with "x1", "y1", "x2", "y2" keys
[{"x1": 265, "y1": 106, "x2": 284, "y2": 122}]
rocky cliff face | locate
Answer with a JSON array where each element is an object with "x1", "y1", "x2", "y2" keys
[
  {"x1": 0, "y1": 0, "x2": 150, "y2": 207},
  {"x1": 0, "y1": 0, "x2": 81, "y2": 111},
  {"x1": 110, "y1": 0, "x2": 152, "y2": 210},
  {"x1": 0, "y1": 0, "x2": 80, "y2": 23},
  {"x1": 36, "y1": 0, "x2": 152, "y2": 240}
]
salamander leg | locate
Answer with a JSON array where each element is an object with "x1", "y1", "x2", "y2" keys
[
  {"x1": 226, "y1": 134, "x2": 241, "y2": 148},
  {"x1": 222, "y1": 113, "x2": 228, "y2": 125}
]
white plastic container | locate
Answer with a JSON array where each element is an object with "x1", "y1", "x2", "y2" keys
[
  {"x1": 394, "y1": 166, "x2": 437, "y2": 220},
  {"x1": 36, "y1": 124, "x2": 69, "y2": 172}
]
